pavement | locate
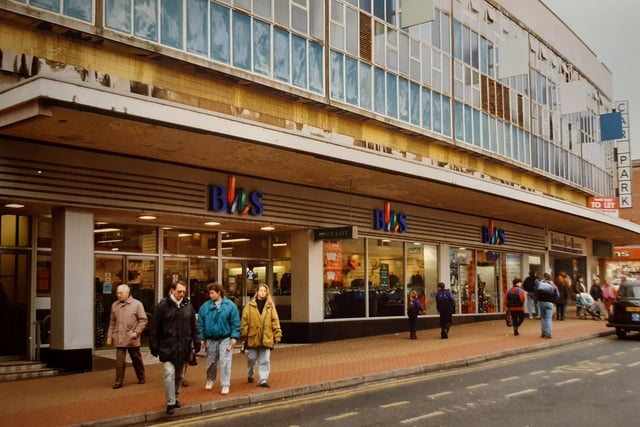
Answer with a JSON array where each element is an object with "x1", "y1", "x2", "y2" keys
[{"x1": 1, "y1": 315, "x2": 614, "y2": 427}]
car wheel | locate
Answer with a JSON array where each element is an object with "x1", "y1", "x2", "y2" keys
[{"x1": 616, "y1": 328, "x2": 627, "y2": 339}]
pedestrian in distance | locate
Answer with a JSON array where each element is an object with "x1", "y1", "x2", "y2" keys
[
  {"x1": 535, "y1": 273, "x2": 560, "y2": 339},
  {"x1": 106, "y1": 284, "x2": 148, "y2": 389},
  {"x1": 406, "y1": 289, "x2": 425, "y2": 340},
  {"x1": 198, "y1": 282, "x2": 241, "y2": 395},
  {"x1": 149, "y1": 280, "x2": 200, "y2": 415},
  {"x1": 240, "y1": 283, "x2": 282, "y2": 387},
  {"x1": 573, "y1": 274, "x2": 587, "y2": 318},
  {"x1": 435, "y1": 282, "x2": 455, "y2": 339},
  {"x1": 554, "y1": 271, "x2": 570, "y2": 321},
  {"x1": 522, "y1": 270, "x2": 539, "y2": 319},
  {"x1": 506, "y1": 278, "x2": 526, "y2": 336}
]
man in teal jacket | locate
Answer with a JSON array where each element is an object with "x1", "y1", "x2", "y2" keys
[{"x1": 198, "y1": 282, "x2": 241, "y2": 395}]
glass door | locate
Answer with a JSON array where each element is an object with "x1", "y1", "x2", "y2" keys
[
  {"x1": 0, "y1": 251, "x2": 30, "y2": 358},
  {"x1": 94, "y1": 255, "x2": 124, "y2": 348},
  {"x1": 222, "y1": 260, "x2": 269, "y2": 313}
]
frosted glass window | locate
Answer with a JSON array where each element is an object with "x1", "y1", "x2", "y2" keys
[
  {"x1": 309, "y1": 41, "x2": 324, "y2": 94},
  {"x1": 453, "y1": 20, "x2": 462, "y2": 60},
  {"x1": 330, "y1": 51, "x2": 344, "y2": 100},
  {"x1": 234, "y1": 0, "x2": 251, "y2": 10},
  {"x1": 187, "y1": 0, "x2": 208, "y2": 56},
  {"x1": 291, "y1": 2, "x2": 308, "y2": 34},
  {"x1": 232, "y1": 12, "x2": 251, "y2": 70},
  {"x1": 161, "y1": 0, "x2": 183, "y2": 49},
  {"x1": 440, "y1": 12, "x2": 450, "y2": 53},
  {"x1": 410, "y1": 82, "x2": 420, "y2": 126},
  {"x1": 374, "y1": 67, "x2": 386, "y2": 114},
  {"x1": 211, "y1": 3, "x2": 230, "y2": 64},
  {"x1": 504, "y1": 123, "x2": 512, "y2": 157},
  {"x1": 345, "y1": 7, "x2": 359, "y2": 55},
  {"x1": 398, "y1": 77, "x2": 409, "y2": 122},
  {"x1": 359, "y1": 62, "x2": 372, "y2": 110},
  {"x1": 464, "y1": 105, "x2": 472, "y2": 143},
  {"x1": 274, "y1": 27, "x2": 290, "y2": 82},
  {"x1": 421, "y1": 45, "x2": 431, "y2": 86},
  {"x1": 253, "y1": 19, "x2": 271, "y2": 76},
  {"x1": 422, "y1": 87, "x2": 431, "y2": 130},
  {"x1": 455, "y1": 101, "x2": 464, "y2": 141},
  {"x1": 345, "y1": 56, "x2": 359, "y2": 105},
  {"x1": 330, "y1": 23, "x2": 344, "y2": 50},
  {"x1": 292, "y1": 34, "x2": 307, "y2": 88},
  {"x1": 374, "y1": 21, "x2": 385, "y2": 66},
  {"x1": 470, "y1": 30, "x2": 479, "y2": 69},
  {"x1": 386, "y1": 73, "x2": 398, "y2": 118},
  {"x1": 135, "y1": 0, "x2": 158, "y2": 42},
  {"x1": 254, "y1": 0, "x2": 271, "y2": 19},
  {"x1": 31, "y1": 0, "x2": 59, "y2": 13},
  {"x1": 309, "y1": 1, "x2": 324, "y2": 39},
  {"x1": 443, "y1": 95, "x2": 451, "y2": 137},
  {"x1": 106, "y1": 0, "x2": 131, "y2": 33},
  {"x1": 482, "y1": 113, "x2": 490, "y2": 149},
  {"x1": 274, "y1": 0, "x2": 289, "y2": 26},
  {"x1": 432, "y1": 92, "x2": 441, "y2": 133},
  {"x1": 399, "y1": 32, "x2": 409, "y2": 75},
  {"x1": 64, "y1": 0, "x2": 92, "y2": 22},
  {"x1": 473, "y1": 109, "x2": 481, "y2": 146}
]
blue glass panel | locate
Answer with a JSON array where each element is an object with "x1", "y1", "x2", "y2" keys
[
  {"x1": 273, "y1": 27, "x2": 290, "y2": 83},
  {"x1": 473, "y1": 108, "x2": 481, "y2": 146},
  {"x1": 253, "y1": 19, "x2": 271, "y2": 76},
  {"x1": 309, "y1": 42, "x2": 324, "y2": 94},
  {"x1": 442, "y1": 96, "x2": 451, "y2": 137},
  {"x1": 232, "y1": 12, "x2": 251, "y2": 70},
  {"x1": 63, "y1": 0, "x2": 92, "y2": 22},
  {"x1": 421, "y1": 87, "x2": 431, "y2": 130},
  {"x1": 410, "y1": 82, "x2": 420, "y2": 126},
  {"x1": 161, "y1": 0, "x2": 183, "y2": 49},
  {"x1": 386, "y1": 74, "x2": 397, "y2": 118},
  {"x1": 453, "y1": 20, "x2": 462, "y2": 61},
  {"x1": 211, "y1": 3, "x2": 231, "y2": 64},
  {"x1": 30, "y1": 0, "x2": 60, "y2": 13},
  {"x1": 504, "y1": 123, "x2": 512, "y2": 157},
  {"x1": 345, "y1": 56, "x2": 358, "y2": 106},
  {"x1": 359, "y1": 62, "x2": 372, "y2": 110},
  {"x1": 432, "y1": 92, "x2": 442, "y2": 133},
  {"x1": 330, "y1": 51, "x2": 344, "y2": 101},
  {"x1": 105, "y1": 0, "x2": 131, "y2": 33},
  {"x1": 455, "y1": 101, "x2": 464, "y2": 141},
  {"x1": 482, "y1": 113, "x2": 490, "y2": 149},
  {"x1": 480, "y1": 37, "x2": 488, "y2": 74},
  {"x1": 292, "y1": 34, "x2": 307, "y2": 89},
  {"x1": 398, "y1": 77, "x2": 409, "y2": 122},
  {"x1": 187, "y1": 0, "x2": 208, "y2": 56},
  {"x1": 135, "y1": 0, "x2": 158, "y2": 42},
  {"x1": 512, "y1": 125, "x2": 519, "y2": 160},
  {"x1": 374, "y1": 68, "x2": 386, "y2": 115},
  {"x1": 464, "y1": 105, "x2": 472, "y2": 144}
]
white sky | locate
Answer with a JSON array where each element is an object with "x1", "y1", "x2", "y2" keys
[{"x1": 542, "y1": 0, "x2": 640, "y2": 159}]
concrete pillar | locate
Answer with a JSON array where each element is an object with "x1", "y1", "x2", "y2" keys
[
  {"x1": 290, "y1": 229, "x2": 324, "y2": 323},
  {"x1": 49, "y1": 207, "x2": 94, "y2": 372}
]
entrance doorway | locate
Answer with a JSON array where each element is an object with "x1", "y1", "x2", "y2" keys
[
  {"x1": 162, "y1": 257, "x2": 217, "y2": 313},
  {"x1": 222, "y1": 260, "x2": 269, "y2": 313},
  {"x1": 0, "y1": 251, "x2": 30, "y2": 359}
]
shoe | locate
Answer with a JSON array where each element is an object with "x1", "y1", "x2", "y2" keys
[
  {"x1": 138, "y1": 379, "x2": 145, "y2": 384},
  {"x1": 112, "y1": 383, "x2": 122, "y2": 389},
  {"x1": 248, "y1": 376, "x2": 254, "y2": 383},
  {"x1": 258, "y1": 380, "x2": 270, "y2": 388},
  {"x1": 205, "y1": 379, "x2": 213, "y2": 390},
  {"x1": 173, "y1": 400, "x2": 181, "y2": 409},
  {"x1": 166, "y1": 405, "x2": 174, "y2": 415},
  {"x1": 182, "y1": 379, "x2": 189, "y2": 387},
  {"x1": 514, "y1": 330, "x2": 519, "y2": 336},
  {"x1": 221, "y1": 386, "x2": 230, "y2": 395}
]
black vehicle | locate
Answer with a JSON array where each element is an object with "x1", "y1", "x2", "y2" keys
[{"x1": 607, "y1": 279, "x2": 640, "y2": 339}]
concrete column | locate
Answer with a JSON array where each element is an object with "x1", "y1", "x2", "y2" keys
[
  {"x1": 290, "y1": 229, "x2": 324, "y2": 323},
  {"x1": 49, "y1": 207, "x2": 94, "y2": 372}
]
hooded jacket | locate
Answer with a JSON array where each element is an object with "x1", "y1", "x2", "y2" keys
[{"x1": 240, "y1": 297, "x2": 282, "y2": 349}]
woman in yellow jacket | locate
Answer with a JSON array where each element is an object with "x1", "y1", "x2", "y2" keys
[{"x1": 240, "y1": 284, "x2": 282, "y2": 387}]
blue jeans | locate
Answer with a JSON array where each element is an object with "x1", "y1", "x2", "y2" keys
[
  {"x1": 539, "y1": 301, "x2": 554, "y2": 337},
  {"x1": 526, "y1": 292, "x2": 539, "y2": 318},
  {"x1": 247, "y1": 346, "x2": 272, "y2": 383}
]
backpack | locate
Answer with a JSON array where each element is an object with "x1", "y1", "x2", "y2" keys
[
  {"x1": 507, "y1": 288, "x2": 524, "y2": 307},
  {"x1": 536, "y1": 280, "x2": 555, "y2": 297},
  {"x1": 523, "y1": 276, "x2": 535, "y2": 292}
]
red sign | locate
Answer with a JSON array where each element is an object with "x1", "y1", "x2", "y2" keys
[
  {"x1": 613, "y1": 247, "x2": 640, "y2": 260},
  {"x1": 588, "y1": 197, "x2": 619, "y2": 210}
]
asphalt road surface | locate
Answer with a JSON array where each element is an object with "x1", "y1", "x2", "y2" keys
[{"x1": 150, "y1": 335, "x2": 640, "y2": 427}]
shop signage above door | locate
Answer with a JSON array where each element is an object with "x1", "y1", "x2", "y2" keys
[
  {"x1": 481, "y1": 219, "x2": 505, "y2": 245},
  {"x1": 373, "y1": 201, "x2": 408, "y2": 233},
  {"x1": 549, "y1": 231, "x2": 586, "y2": 255},
  {"x1": 208, "y1": 175, "x2": 264, "y2": 216},
  {"x1": 313, "y1": 226, "x2": 358, "y2": 241}
]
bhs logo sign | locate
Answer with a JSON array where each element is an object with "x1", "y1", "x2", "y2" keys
[
  {"x1": 208, "y1": 175, "x2": 264, "y2": 216},
  {"x1": 481, "y1": 220, "x2": 505, "y2": 245},
  {"x1": 373, "y1": 201, "x2": 408, "y2": 233}
]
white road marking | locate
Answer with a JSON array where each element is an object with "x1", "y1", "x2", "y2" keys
[
  {"x1": 615, "y1": 351, "x2": 626, "y2": 356},
  {"x1": 325, "y1": 412, "x2": 358, "y2": 421},
  {"x1": 505, "y1": 388, "x2": 537, "y2": 398},
  {"x1": 596, "y1": 355, "x2": 609, "y2": 360},
  {"x1": 466, "y1": 383, "x2": 489, "y2": 389},
  {"x1": 380, "y1": 401, "x2": 410, "y2": 408},
  {"x1": 626, "y1": 361, "x2": 640, "y2": 367},
  {"x1": 555, "y1": 378, "x2": 581, "y2": 386},
  {"x1": 428, "y1": 391, "x2": 452, "y2": 399},
  {"x1": 401, "y1": 411, "x2": 445, "y2": 424},
  {"x1": 595, "y1": 369, "x2": 617, "y2": 376},
  {"x1": 500, "y1": 376, "x2": 519, "y2": 382},
  {"x1": 529, "y1": 370, "x2": 545, "y2": 376}
]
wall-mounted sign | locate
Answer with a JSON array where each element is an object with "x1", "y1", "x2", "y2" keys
[
  {"x1": 481, "y1": 219, "x2": 505, "y2": 245},
  {"x1": 588, "y1": 196, "x2": 619, "y2": 216},
  {"x1": 313, "y1": 226, "x2": 358, "y2": 240},
  {"x1": 615, "y1": 100, "x2": 633, "y2": 208},
  {"x1": 373, "y1": 201, "x2": 408, "y2": 233},
  {"x1": 208, "y1": 175, "x2": 264, "y2": 216},
  {"x1": 549, "y1": 231, "x2": 586, "y2": 256}
]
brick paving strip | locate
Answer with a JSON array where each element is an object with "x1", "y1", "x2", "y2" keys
[{"x1": 0, "y1": 318, "x2": 610, "y2": 427}]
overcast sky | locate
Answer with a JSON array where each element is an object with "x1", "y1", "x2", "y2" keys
[{"x1": 542, "y1": 0, "x2": 640, "y2": 159}]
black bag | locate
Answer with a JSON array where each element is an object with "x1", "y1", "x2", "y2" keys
[
  {"x1": 505, "y1": 309, "x2": 513, "y2": 327},
  {"x1": 240, "y1": 341, "x2": 247, "y2": 354},
  {"x1": 188, "y1": 349, "x2": 198, "y2": 366}
]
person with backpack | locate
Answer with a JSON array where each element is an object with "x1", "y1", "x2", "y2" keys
[
  {"x1": 506, "y1": 278, "x2": 526, "y2": 336},
  {"x1": 535, "y1": 272, "x2": 560, "y2": 339},
  {"x1": 522, "y1": 270, "x2": 539, "y2": 319},
  {"x1": 435, "y1": 282, "x2": 456, "y2": 339}
]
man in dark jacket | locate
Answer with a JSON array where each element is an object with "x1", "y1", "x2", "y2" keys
[
  {"x1": 522, "y1": 270, "x2": 539, "y2": 319},
  {"x1": 149, "y1": 280, "x2": 200, "y2": 415},
  {"x1": 435, "y1": 282, "x2": 456, "y2": 339}
]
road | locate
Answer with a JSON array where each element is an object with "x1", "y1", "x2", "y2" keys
[{"x1": 150, "y1": 336, "x2": 640, "y2": 427}]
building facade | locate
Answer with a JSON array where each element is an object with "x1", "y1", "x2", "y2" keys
[{"x1": 1, "y1": 0, "x2": 639, "y2": 372}]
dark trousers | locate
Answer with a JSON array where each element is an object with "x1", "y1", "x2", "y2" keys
[
  {"x1": 510, "y1": 310, "x2": 525, "y2": 333},
  {"x1": 408, "y1": 314, "x2": 418, "y2": 338},
  {"x1": 115, "y1": 346, "x2": 145, "y2": 384}
]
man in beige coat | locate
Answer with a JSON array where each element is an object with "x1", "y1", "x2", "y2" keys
[{"x1": 107, "y1": 284, "x2": 148, "y2": 389}]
